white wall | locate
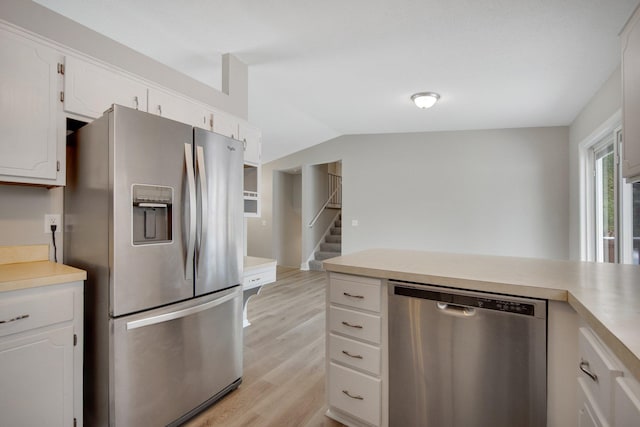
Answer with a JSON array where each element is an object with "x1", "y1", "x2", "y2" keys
[
  {"x1": 273, "y1": 171, "x2": 302, "y2": 268},
  {"x1": 568, "y1": 66, "x2": 622, "y2": 260},
  {"x1": 0, "y1": 0, "x2": 247, "y2": 260},
  {"x1": 248, "y1": 127, "x2": 570, "y2": 261}
]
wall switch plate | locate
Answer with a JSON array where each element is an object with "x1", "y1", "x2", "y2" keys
[{"x1": 44, "y1": 214, "x2": 61, "y2": 233}]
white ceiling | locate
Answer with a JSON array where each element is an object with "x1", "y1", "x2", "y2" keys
[{"x1": 34, "y1": 0, "x2": 639, "y2": 162}]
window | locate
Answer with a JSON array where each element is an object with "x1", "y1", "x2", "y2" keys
[
  {"x1": 593, "y1": 137, "x2": 618, "y2": 262},
  {"x1": 584, "y1": 126, "x2": 640, "y2": 264}
]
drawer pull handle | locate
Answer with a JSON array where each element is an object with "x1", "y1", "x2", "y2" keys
[
  {"x1": 579, "y1": 359, "x2": 598, "y2": 383},
  {"x1": 343, "y1": 292, "x2": 364, "y2": 299},
  {"x1": 0, "y1": 314, "x2": 30, "y2": 324},
  {"x1": 342, "y1": 390, "x2": 364, "y2": 400},
  {"x1": 342, "y1": 350, "x2": 364, "y2": 359},
  {"x1": 341, "y1": 321, "x2": 363, "y2": 329}
]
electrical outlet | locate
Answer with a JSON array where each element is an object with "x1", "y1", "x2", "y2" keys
[{"x1": 44, "y1": 214, "x2": 61, "y2": 233}]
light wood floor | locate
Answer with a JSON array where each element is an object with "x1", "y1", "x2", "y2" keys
[{"x1": 184, "y1": 267, "x2": 344, "y2": 427}]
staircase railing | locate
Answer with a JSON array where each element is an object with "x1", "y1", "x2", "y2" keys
[{"x1": 308, "y1": 174, "x2": 342, "y2": 228}]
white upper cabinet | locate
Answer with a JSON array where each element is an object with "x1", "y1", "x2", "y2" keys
[
  {"x1": 238, "y1": 120, "x2": 262, "y2": 165},
  {"x1": 63, "y1": 55, "x2": 148, "y2": 119},
  {"x1": 148, "y1": 87, "x2": 210, "y2": 129},
  {"x1": 622, "y1": 5, "x2": 640, "y2": 182},
  {"x1": 0, "y1": 25, "x2": 64, "y2": 185},
  {"x1": 212, "y1": 110, "x2": 239, "y2": 139}
]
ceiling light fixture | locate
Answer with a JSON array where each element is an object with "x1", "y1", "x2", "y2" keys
[{"x1": 411, "y1": 92, "x2": 440, "y2": 109}]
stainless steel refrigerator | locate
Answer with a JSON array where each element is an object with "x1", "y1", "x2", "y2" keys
[{"x1": 64, "y1": 105, "x2": 244, "y2": 426}]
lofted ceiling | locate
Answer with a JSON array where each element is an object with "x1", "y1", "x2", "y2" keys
[{"x1": 34, "y1": 0, "x2": 639, "y2": 162}]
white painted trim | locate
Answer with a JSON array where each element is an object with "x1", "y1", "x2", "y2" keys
[{"x1": 578, "y1": 110, "x2": 621, "y2": 262}]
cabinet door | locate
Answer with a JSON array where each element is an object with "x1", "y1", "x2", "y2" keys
[
  {"x1": 212, "y1": 110, "x2": 239, "y2": 139},
  {"x1": 64, "y1": 55, "x2": 147, "y2": 119},
  {"x1": 622, "y1": 8, "x2": 640, "y2": 180},
  {"x1": 0, "y1": 325, "x2": 74, "y2": 427},
  {"x1": 238, "y1": 121, "x2": 261, "y2": 164},
  {"x1": 0, "y1": 27, "x2": 62, "y2": 183},
  {"x1": 148, "y1": 87, "x2": 210, "y2": 129}
]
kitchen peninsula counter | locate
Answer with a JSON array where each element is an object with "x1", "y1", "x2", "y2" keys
[
  {"x1": 323, "y1": 248, "x2": 640, "y2": 382},
  {"x1": 0, "y1": 245, "x2": 86, "y2": 293}
]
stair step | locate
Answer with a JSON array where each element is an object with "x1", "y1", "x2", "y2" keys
[
  {"x1": 320, "y1": 242, "x2": 341, "y2": 252},
  {"x1": 314, "y1": 251, "x2": 340, "y2": 261},
  {"x1": 330, "y1": 227, "x2": 342, "y2": 235},
  {"x1": 335, "y1": 220, "x2": 342, "y2": 227},
  {"x1": 308, "y1": 260, "x2": 325, "y2": 271},
  {"x1": 326, "y1": 235, "x2": 342, "y2": 243}
]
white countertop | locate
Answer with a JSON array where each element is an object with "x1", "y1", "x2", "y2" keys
[
  {"x1": 324, "y1": 248, "x2": 640, "y2": 381},
  {"x1": 244, "y1": 256, "x2": 277, "y2": 271}
]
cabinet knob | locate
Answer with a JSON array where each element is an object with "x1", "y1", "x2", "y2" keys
[
  {"x1": 342, "y1": 390, "x2": 364, "y2": 400},
  {"x1": 341, "y1": 321, "x2": 363, "y2": 329},
  {"x1": 343, "y1": 292, "x2": 364, "y2": 299},
  {"x1": 579, "y1": 359, "x2": 598, "y2": 383},
  {"x1": 341, "y1": 350, "x2": 363, "y2": 359},
  {"x1": 0, "y1": 314, "x2": 30, "y2": 324}
]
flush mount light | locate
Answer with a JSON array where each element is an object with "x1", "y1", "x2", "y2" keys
[{"x1": 411, "y1": 92, "x2": 440, "y2": 109}]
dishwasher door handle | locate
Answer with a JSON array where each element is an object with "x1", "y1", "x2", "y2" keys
[{"x1": 436, "y1": 302, "x2": 476, "y2": 317}]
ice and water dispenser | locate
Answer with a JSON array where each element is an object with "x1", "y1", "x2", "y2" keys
[{"x1": 132, "y1": 184, "x2": 173, "y2": 245}]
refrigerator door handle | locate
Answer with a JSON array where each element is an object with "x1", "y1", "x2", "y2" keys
[
  {"x1": 185, "y1": 143, "x2": 196, "y2": 280},
  {"x1": 126, "y1": 288, "x2": 239, "y2": 330},
  {"x1": 195, "y1": 145, "x2": 208, "y2": 275}
]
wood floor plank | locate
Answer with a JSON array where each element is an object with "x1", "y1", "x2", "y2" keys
[{"x1": 185, "y1": 269, "x2": 344, "y2": 427}]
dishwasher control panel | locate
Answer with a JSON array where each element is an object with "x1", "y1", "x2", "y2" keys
[
  {"x1": 475, "y1": 297, "x2": 535, "y2": 316},
  {"x1": 393, "y1": 283, "x2": 537, "y2": 316}
]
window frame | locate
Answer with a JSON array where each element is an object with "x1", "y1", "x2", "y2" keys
[{"x1": 578, "y1": 111, "x2": 621, "y2": 262}]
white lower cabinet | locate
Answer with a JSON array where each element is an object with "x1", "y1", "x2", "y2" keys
[
  {"x1": 0, "y1": 282, "x2": 83, "y2": 427},
  {"x1": 329, "y1": 334, "x2": 381, "y2": 376},
  {"x1": 329, "y1": 362, "x2": 381, "y2": 427},
  {"x1": 613, "y1": 378, "x2": 640, "y2": 426},
  {"x1": 577, "y1": 326, "x2": 640, "y2": 427},
  {"x1": 578, "y1": 377, "x2": 610, "y2": 427},
  {"x1": 326, "y1": 273, "x2": 385, "y2": 427}
]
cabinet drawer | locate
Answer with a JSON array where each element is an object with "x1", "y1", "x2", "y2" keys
[
  {"x1": 243, "y1": 269, "x2": 276, "y2": 291},
  {"x1": 613, "y1": 377, "x2": 640, "y2": 425},
  {"x1": 329, "y1": 306, "x2": 381, "y2": 344},
  {"x1": 330, "y1": 275, "x2": 381, "y2": 312},
  {"x1": 0, "y1": 289, "x2": 74, "y2": 338},
  {"x1": 329, "y1": 362, "x2": 381, "y2": 427},
  {"x1": 578, "y1": 327, "x2": 623, "y2": 422},
  {"x1": 577, "y1": 377, "x2": 609, "y2": 427},
  {"x1": 329, "y1": 333, "x2": 380, "y2": 376}
]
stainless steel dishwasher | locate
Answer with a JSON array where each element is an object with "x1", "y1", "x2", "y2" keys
[{"x1": 388, "y1": 280, "x2": 547, "y2": 427}]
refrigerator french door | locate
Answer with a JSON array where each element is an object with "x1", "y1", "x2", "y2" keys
[{"x1": 65, "y1": 105, "x2": 244, "y2": 426}]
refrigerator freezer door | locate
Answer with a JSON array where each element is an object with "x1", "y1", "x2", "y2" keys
[
  {"x1": 111, "y1": 286, "x2": 243, "y2": 426},
  {"x1": 111, "y1": 106, "x2": 195, "y2": 316},
  {"x1": 194, "y1": 129, "x2": 244, "y2": 295}
]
